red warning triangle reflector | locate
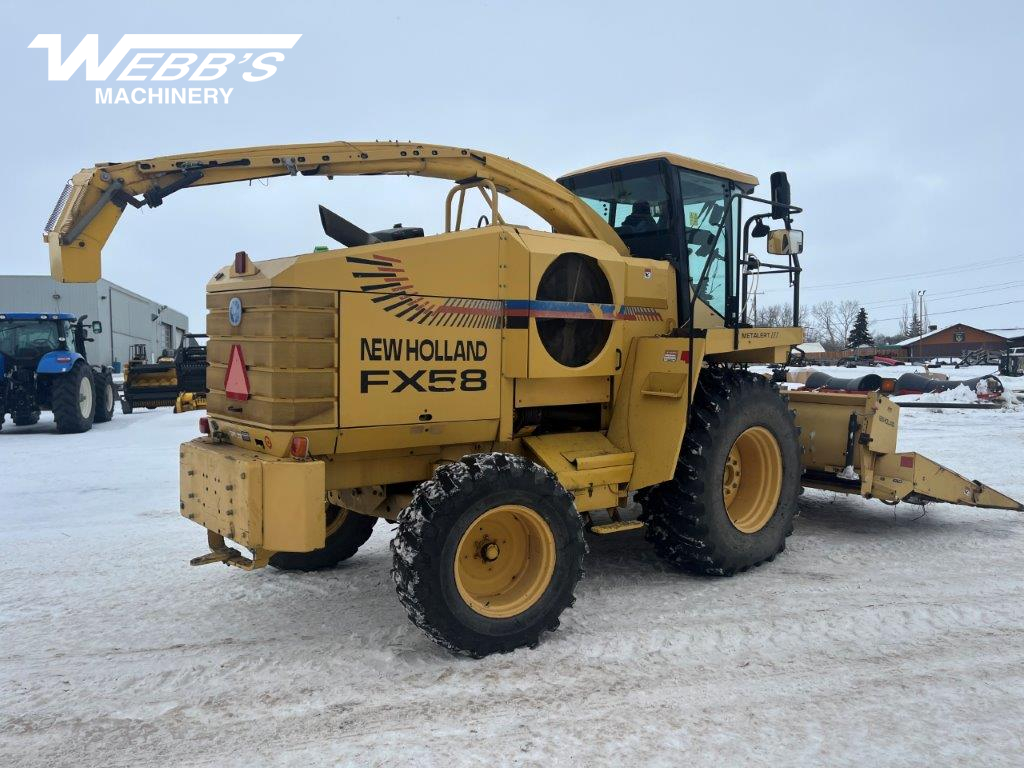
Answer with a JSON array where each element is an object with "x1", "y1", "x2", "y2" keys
[{"x1": 225, "y1": 344, "x2": 251, "y2": 401}]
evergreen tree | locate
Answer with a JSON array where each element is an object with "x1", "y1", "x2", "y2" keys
[
  {"x1": 847, "y1": 307, "x2": 874, "y2": 347},
  {"x1": 909, "y1": 311, "x2": 923, "y2": 338}
]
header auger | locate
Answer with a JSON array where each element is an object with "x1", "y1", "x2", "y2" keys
[{"x1": 46, "y1": 140, "x2": 1022, "y2": 656}]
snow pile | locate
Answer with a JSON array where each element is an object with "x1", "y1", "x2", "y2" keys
[{"x1": 894, "y1": 383, "x2": 978, "y2": 405}]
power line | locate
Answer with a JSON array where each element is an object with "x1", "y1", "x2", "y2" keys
[
  {"x1": 871, "y1": 298, "x2": 1024, "y2": 324},
  {"x1": 861, "y1": 280, "x2": 1024, "y2": 309},
  {"x1": 763, "y1": 255, "x2": 1023, "y2": 293}
]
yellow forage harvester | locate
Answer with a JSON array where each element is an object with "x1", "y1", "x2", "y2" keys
[{"x1": 44, "y1": 142, "x2": 1022, "y2": 656}]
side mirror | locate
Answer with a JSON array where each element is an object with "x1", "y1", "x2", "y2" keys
[
  {"x1": 767, "y1": 229, "x2": 804, "y2": 255},
  {"x1": 770, "y1": 171, "x2": 791, "y2": 220},
  {"x1": 91, "y1": 320, "x2": 103, "y2": 334}
]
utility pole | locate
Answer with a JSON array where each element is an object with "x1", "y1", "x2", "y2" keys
[
  {"x1": 750, "y1": 288, "x2": 765, "y2": 325},
  {"x1": 917, "y1": 290, "x2": 927, "y2": 335}
]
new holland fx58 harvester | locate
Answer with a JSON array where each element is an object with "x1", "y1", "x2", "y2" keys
[{"x1": 43, "y1": 142, "x2": 1021, "y2": 656}]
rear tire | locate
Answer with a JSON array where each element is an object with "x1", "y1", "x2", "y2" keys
[
  {"x1": 392, "y1": 453, "x2": 586, "y2": 657},
  {"x1": 93, "y1": 373, "x2": 115, "y2": 423},
  {"x1": 642, "y1": 369, "x2": 801, "y2": 576},
  {"x1": 268, "y1": 505, "x2": 377, "y2": 571},
  {"x1": 52, "y1": 364, "x2": 95, "y2": 434},
  {"x1": 121, "y1": 398, "x2": 134, "y2": 415},
  {"x1": 12, "y1": 410, "x2": 40, "y2": 426}
]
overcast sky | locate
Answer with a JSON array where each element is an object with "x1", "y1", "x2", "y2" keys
[{"x1": 2, "y1": 0, "x2": 1021, "y2": 335}]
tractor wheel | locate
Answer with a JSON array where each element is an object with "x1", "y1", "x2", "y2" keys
[
  {"x1": 93, "y1": 374, "x2": 116, "y2": 423},
  {"x1": 268, "y1": 504, "x2": 377, "y2": 571},
  {"x1": 642, "y1": 369, "x2": 801, "y2": 576},
  {"x1": 12, "y1": 410, "x2": 40, "y2": 426},
  {"x1": 52, "y1": 363, "x2": 96, "y2": 434},
  {"x1": 121, "y1": 398, "x2": 134, "y2": 415},
  {"x1": 392, "y1": 453, "x2": 586, "y2": 657}
]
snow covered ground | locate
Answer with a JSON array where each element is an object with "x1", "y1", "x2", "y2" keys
[{"x1": 1, "y1": 368, "x2": 1023, "y2": 767}]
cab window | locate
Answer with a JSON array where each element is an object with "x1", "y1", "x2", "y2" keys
[
  {"x1": 679, "y1": 170, "x2": 731, "y2": 317},
  {"x1": 560, "y1": 160, "x2": 673, "y2": 261}
]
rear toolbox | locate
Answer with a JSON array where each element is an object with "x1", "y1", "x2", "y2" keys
[{"x1": 180, "y1": 438, "x2": 326, "y2": 566}]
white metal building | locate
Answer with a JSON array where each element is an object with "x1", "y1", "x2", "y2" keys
[{"x1": 0, "y1": 275, "x2": 188, "y2": 369}]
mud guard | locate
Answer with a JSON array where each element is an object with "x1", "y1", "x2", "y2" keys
[{"x1": 786, "y1": 390, "x2": 1022, "y2": 511}]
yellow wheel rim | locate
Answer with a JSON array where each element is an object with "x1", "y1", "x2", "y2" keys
[
  {"x1": 325, "y1": 507, "x2": 348, "y2": 538},
  {"x1": 454, "y1": 504, "x2": 556, "y2": 619},
  {"x1": 723, "y1": 426, "x2": 783, "y2": 534}
]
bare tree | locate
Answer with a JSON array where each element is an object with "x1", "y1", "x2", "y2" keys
[
  {"x1": 898, "y1": 303, "x2": 912, "y2": 338},
  {"x1": 752, "y1": 303, "x2": 787, "y2": 327},
  {"x1": 836, "y1": 300, "x2": 860, "y2": 347},
  {"x1": 810, "y1": 300, "x2": 839, "y2": 349},
  {"x1": 751, "y1": 302, "x2": 809, "y2": 330},
  {"x1": 806, "y1": 299, "x2": 861, "y2": 350}
]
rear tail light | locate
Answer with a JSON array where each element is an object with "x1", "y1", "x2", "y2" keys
[
  {"x1": 880, "y1": 378, "x2": 896, "y2": 394},
  {"x1": 290, "y1": 436, "x2": 309, "y2": 459},
  {"x1": 199, "y1": 416, "x2": 210, "y2": 435}
]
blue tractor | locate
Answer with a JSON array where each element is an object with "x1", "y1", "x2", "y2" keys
[{"x1": 0, "y1": 312, "x2": 117, "y2": 433}]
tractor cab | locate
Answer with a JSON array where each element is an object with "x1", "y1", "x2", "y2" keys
[
  {"x1": 0, "y1": 313, "x2": 104, "y2": 367},
  {"x1": 0, "y1": 313, "x2": 77, "y2": 367},
  {"x1": 558, "y1": 153, "x2": 803, "y2": 331}
]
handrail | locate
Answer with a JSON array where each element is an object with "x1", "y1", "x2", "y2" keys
[{"x1": 445, "y1": 179, "x2": 504, "y2": 232}]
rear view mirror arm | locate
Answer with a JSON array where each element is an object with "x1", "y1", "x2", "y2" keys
[{"x1": 738, "y1": 194, "x2": 803, "y2": 327}]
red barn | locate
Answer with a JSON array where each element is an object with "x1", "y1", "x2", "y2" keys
[{"x1": 897, "y1": 323, "x2": 1010, "y2": 360}]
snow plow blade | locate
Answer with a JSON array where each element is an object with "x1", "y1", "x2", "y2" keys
[{"x1": 787, "y1": 391, "x2": 1023, "y2": 511}]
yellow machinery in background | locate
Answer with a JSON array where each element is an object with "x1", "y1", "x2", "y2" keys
[
  {"x1": 121, "y1": 344, "x2": 178, "y2": 413},
  {"x1": 173, "y1": 391, "x2": 205, "y2": 413},
  {"x1": 43, "y1": 141, "x2": 1022, "y2": 656},
  {"x1": 120, "y1": 334, "x2": 208, "y2": 414}
]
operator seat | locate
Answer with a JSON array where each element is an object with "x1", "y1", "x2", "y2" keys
[{"x1": 621, "y1": 201, "x2": 656, "y2": 231}]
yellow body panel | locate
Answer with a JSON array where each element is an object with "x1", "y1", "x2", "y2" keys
[
  {"x1": 180, "y1": 439, "x2": 325, "y2": 553},
  {"x1": 607, "y1": 337, "x2": 704, "y2": 490},
  {"x1": 523, "y1": 432, "x2": 633, "y2": 512},
  {"x1": 562, "y1": 152, "x2": 759, "y2": 188},
  {"x1": 514, "y1": 376, "x2": 610, "y2": 408}
]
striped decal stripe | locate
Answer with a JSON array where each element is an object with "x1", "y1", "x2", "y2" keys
[
  {"x1": 348, "y1": 255, "x2": 662, "y2": 328},
  {"x1": 503, "y1": 300, "x2": 662, "y2": 322}
]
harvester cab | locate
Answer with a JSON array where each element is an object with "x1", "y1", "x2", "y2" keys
[
  {"x1": 41, "y1": 141, "x2": 1022, "y2": 657},
  {"x1": 0, "y1": 312, "x2": 116, "y2": 432},
  {"x1": 557, "y1": 153, "x2": 803, "y2": 335}
]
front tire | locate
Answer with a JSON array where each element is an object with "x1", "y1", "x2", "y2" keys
[
  {"x1": 642, "y1": 369, "x2": 801, "y2": 576},
  {"x1": 392, "y1": 453, "x2": 586, "y2": 657},
  {"x1": 268, "y1": 505, "x2": 377, "y2": 571},
  {"x1": 52, "y1": 364, "x2": 95, "y2": 434}
]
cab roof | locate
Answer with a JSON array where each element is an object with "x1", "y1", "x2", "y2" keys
[
  {"x1": 0, "y1": 312, "x2": 76, "y2": 321},
  {"x1": 560, "y1": 152, "x2": 759, "y2": 189}
]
